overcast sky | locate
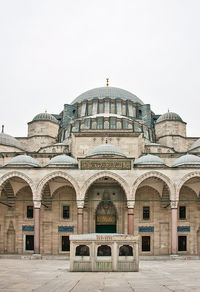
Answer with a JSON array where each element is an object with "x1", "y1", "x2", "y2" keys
[{"x1": 0, "y1": 0, "x2": 199, "y2": 137}]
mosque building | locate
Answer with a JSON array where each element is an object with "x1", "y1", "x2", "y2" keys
[{"x1": 0, "y1": 84, "x2": 200, "y2": 256}]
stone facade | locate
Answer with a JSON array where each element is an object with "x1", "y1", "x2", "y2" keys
[{"x1": 0, "y1": 86, "x2": 200, "y2": 256}]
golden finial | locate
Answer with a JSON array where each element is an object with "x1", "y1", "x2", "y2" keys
[
  {"x1": 45, "y1": 109, "x2": 47, "y2": 113},
  {"x1": 2, "y1": 125, "x2": 4, "y2": 133},
  {"x1": 106, "y1": 78, "x2": 109, "y2": 87},
  {"x1": 168, "y1": 108, "x2": 170, "y2": 113}
]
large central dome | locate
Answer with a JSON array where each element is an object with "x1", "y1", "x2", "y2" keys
[{"x1": 71, "y1": 87, "x2": 144, "y2": 105}]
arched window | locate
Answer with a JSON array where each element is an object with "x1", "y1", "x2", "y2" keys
[
  {"x1": 97, "y1": 245, "x2": 111, "y2": 256},
  {"x1": 119, "y1": 245, "x2": 133, "y2": 256},
  {"x1": 75, "y1": 245, "x2": 90, "y2": 256}
]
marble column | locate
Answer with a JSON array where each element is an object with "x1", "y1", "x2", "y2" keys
[
  {"x1": 128, "y1": 208, "x2": 134, "y2": 235},
  {"x1": 34, "y1": 208, "x2": 40, "y2": 254},
  {"x1": 77, "y1": 208, "x2": 83, "y2": 234},
  {"x1": 171, "y1": 208, "x2": 178, "y2": 254}
]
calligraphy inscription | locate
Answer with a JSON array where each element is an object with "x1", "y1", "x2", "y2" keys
[
  {"x1": 96, "y1": 215, "x2": 116, "y2": 224},
  {"x1": 80, "y1": 159, "x2": 131, "y2": 170},
  {"x1": 96, "y1": 235, "x2": 113, "y2": 241}
]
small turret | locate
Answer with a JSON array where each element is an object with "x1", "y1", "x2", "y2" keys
[{"x1": 155, "y1": 111, "x2": 187, "y2": 152}]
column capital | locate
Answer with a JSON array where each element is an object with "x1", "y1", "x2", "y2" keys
[
  {"x1": 77, "y1": 200, "x2": 84, "y2": 209},
  {"x1": 33, "y1": 200, "x2": 41, "y2": 209},
  {"x1": 127, "y1": 200, "x2": 135, "y2": 209},
  {"x1": 170, "y1": 200, "x2": 178, "y2": 209}
]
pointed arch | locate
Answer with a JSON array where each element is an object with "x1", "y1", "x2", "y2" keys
[
  {"x1": 177, "y1": 171, "x2": 200, "y2": 199},
  {"x1": 132, "y1": 171, "x2": 175, "y2": 203},
  {"x1": 37, "y1": 171, "x2": 80, "y2": 201},
  {"x1": 80, "y1": 171, "x2": 130, "y2": 206},
  {"x1": 0, "y1": 171, "x2": 35, "y2": 195}
]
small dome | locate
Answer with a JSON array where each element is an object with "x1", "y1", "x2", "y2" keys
[
  {"x1": 135, "y1": 154, "x2": 165, "y2": 165},
  {"x1": 156, "y1": 112, "x2": 183, "y2": 123},
  {"x1": 0, "y1": 132, "x2": 24, "y2": 150},
  {"x1": 87, "y1": 143, "x2": 126, "y2": 157},
  {"x1": 172, "y1": 154, "x2": 200, "y2": 167},
  {"x1": 48, "y1": 154, "x2": 78, "y2": 165},
  {"x1": 71, "y1": 87, "x2": 144, "y2": 105},
  {"x1": 189, "y1": 138, "x2": 200, "y2": 151},
  {"x1": 6, "y1": 155, "x2": 40, "y2": 167},
  {"x1": 32, "y1": 112, "x2": 58, "y2": 124}
]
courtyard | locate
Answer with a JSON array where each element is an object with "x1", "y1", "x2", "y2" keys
[{"x1": 0, "y1": 259, "x2": 200, "y2": 292}]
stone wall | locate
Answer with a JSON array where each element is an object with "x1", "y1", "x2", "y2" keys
[{"x1": 28, "y1": 121, "x2": 59, "y2": 138}]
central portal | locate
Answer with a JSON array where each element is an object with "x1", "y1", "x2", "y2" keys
[
  {"x1": 85, "y1": 176, "x2": 127, "y2": 234},
  {"x1": 96, "y1": 192, "x2": 117, "y2": 233}
]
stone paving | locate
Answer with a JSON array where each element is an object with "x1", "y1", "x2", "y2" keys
[{"x1": 0, "y1": 259, "x2": 200, "y2": 292}]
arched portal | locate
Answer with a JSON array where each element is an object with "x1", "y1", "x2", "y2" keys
[
  {"x1": 39, "y1": 175, "x2": 77, "y2": 255},
  {"x1": 0, "y1": 174, "x2": 33, "y2": 254},
  {"x1": 134, "y1": 175, "x2": 172, "y2": 256},
  {"x1": 96, "y1": 191, "x2": 117, "y2": 233},
  {"x1": 84, "y1": 176, "x2": 127, "y2": 234},
  {"x1": 177, "y1": 175, "x2": 200, "y2": 255}
]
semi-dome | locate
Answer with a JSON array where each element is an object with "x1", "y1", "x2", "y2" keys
[
  {"x1": 32, "y1": 112, "x2": 59, "y2": 124},
  {"x1": 189, "y1": 138, "x2": 200, "y2": 151},
  {"x1": 0, "y1": 132, "x2": 24, "y2": 150},
  {"x1": 87, "y1": 143, "x2": 126, "y2": 157},
  {"x1": 47, "y1": 154, "x2": 78, "y2": 165},
  {"x1": 156, "y1": 112, "x2": 183, "y2": 123},
  {"x1": 172, "y1": 154, "x2": 200, "y2": 167},
  {"x1": 134, "y1": 154, "x2": 165, "y2": 165},
  {"x1": 71, "y1": 87, "x2": 144, "y2": 105},
  {"x1": 6, "y1": 155, "x2": 40, "y2": 167}
]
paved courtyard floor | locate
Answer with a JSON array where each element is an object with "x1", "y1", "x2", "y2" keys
[{"x1": 0, "y1": 259, "x2": 200, "y2": 292}]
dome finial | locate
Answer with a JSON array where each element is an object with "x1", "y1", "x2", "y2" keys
[
  {"x1": 106, "y1": 78, "x2": 109, "y2": 87},
  {"x1": 45, "y1": 109, "x2": 47, "y2": 113},
  {"x1": 168, "y1": 108, "x2": 170, "y2": 113},
  {"x1": 1, "y1": 125, "x2": 4, "y2": 133}
]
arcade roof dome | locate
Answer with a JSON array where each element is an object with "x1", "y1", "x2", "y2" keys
[
  {"x1": 32, "y1": 112, "x2": 59, "y2": 124},
  {"x1": 156, "y1": 112, "x2": 183, "y2": 123},
  {"x1": 87, "y1": 143, "x2": 126, "y2": 157},
  {"x1": 189, "y1": 138, "x2": 200, "y2": 151},
  {"x1": 6, "y1": 155, "x2": 40, "y2": 167},
  {"x1": 135, "y1": 154, "x2": 165, "y2": 165},
  {"x1": 48, "y1": 154, "x2": 78, "y2": 165},
  {"x1": 0, "y1": 132, "x2": 24, "y2": 150},
  {"x1": 71, "y1": 87, "x2": 144, "y2": 105},
  {"x1": 172, "y1": 154, "x2": 200, "y2": 167}
]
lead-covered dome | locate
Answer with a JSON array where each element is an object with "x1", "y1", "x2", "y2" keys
[
  {"x1": 32, "y1": 112, "x2": 58, "y2": 124},
  {"x1": 172, "y1": 154, "x2": 200, "y2": 167},
  {"x1": 71, "y1": 87, "x2": 144, "y2": 105},
  {"x1": 47, "y1": 154, "x2": 78, "y2": 166},
  {"x1": 6, "y1": 155, "x2": 40, "y2": 167},
  {"x1": 156, "y1": 112, "x2": 183, "y2": 123},
  {"x1": 134, "y1": 154, "x2": 165, "y2": 166},
  {"x1": 87, "y1": 143, "x2": 126, "y2": 157},
  {"x1": 0, "y1": 132, "x2": 24, "y2": 150},
  {"x1": 189, "y1": 138, "x2": 200, "y2": 151}
]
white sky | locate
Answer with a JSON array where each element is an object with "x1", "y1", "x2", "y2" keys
[{"x1": 0, "y1": 0, "x2": 200, "y2": 137}]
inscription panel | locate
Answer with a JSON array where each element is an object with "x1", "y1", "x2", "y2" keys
[
  {"x1": 138, "y1": 226, "x2": 154, "y2": 233},
  {"x1": 96, "y1": 215, "x2": 116, "y2": 224},
  {"x1": 58, "y1": 226, "x2": 74, "y2": 232},
  {"x1": 177, "y1": 226, "x2": 190, "y2": 232},
  {"x1": 22, "y1": 225, "x2": 34, "y2": 232},
  {"x1": 80, "y1": 159, "x2": 131, "y2": 170}
]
